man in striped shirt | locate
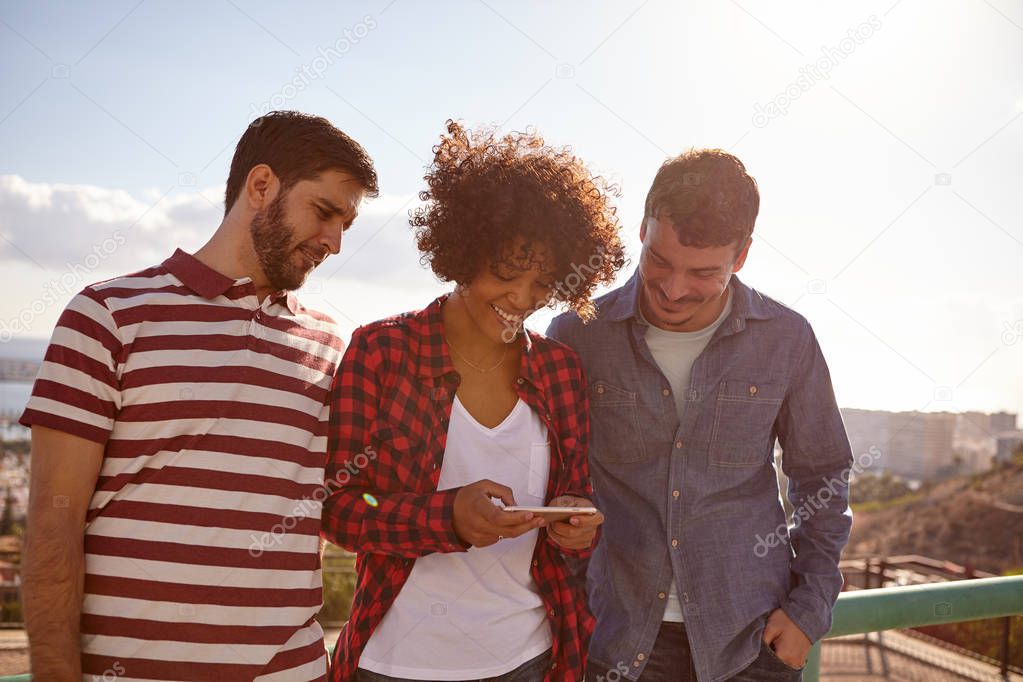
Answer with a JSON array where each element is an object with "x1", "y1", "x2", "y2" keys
[{"x1": 20, "y1": 111, "x2": 378, "y2": 681}]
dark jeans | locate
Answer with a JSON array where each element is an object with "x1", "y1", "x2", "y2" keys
[
  {"x1": 586, "y1": 623, "x2": 802, "y2": 681},
  {"x1": 357, "y1": 649, "x2": 552, "y2": 682}
]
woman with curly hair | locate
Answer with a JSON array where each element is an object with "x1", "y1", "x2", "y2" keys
[{"x1": 321, "y1": 120, "x2": 625, "y2": 682}]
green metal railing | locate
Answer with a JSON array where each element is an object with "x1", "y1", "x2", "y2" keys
[
  {"x1": 804, "y1": 575, "x2": 1023, "y2": 680},
  {"x1": 3, "y1": 575, "x2": 1020, "y2": 681}
]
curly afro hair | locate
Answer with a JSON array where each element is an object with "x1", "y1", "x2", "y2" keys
[{"x1": 412, "y1": 120, "x2": 625, "y2": 321}]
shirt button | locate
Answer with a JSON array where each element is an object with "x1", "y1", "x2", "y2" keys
[
  {"x1": 683, "y1": 592, "x2": 690, "y2": 602},
  {"x1": 637, "y1": 653, "x2": 646, "y2": 661},
  {"x1": 633, "y1": 661, "x2": 641, "y2": 668},
  {"x1": 551, "y1": 663, "x2": 557, "y2": 671},
  {"x1": 675, "y1": 440, "x2": 683, "y2": 449},
  {"x1": 532, "y1": 559, "x2": 538, "y2": 567},
  {"x1": 549, "y1": 608, "x2": 556, "y2": 617},
  {"x1": 671, "y1": 539, "x2": 679, "y2": 548},
  {"x1": 749, "y1": 385, "x2": 758, "y2": 396},
  {"x1": 596, "y1": 384, "x2": 605, "y2": 394},
  {"x1": 517, "y1": 378, "x2": 525, "y2": 385},
  {"x1": 658, "y1": 592, "x2": 666, "y2": 599},
  {"x1": 662, "y1": 388, "x2": 671, "y2": 396},
  {"x1": 672, "y1": 490, "x2": 680, "y2": 499}
]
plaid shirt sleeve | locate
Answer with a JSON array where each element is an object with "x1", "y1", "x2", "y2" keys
[
  {"x1": 321, "y1": 326, "x2": 468, "y2": 558},
  {"x1": 542, "y1": 346, "x2": 599, "y2": 560}
]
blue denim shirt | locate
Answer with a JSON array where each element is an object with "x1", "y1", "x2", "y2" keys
[{"x1": 547, "y1": 270, "x2": 853, "y2": 682}]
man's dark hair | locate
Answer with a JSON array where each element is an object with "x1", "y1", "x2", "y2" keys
[
  {"x1": 224, "y1": 111, "x2": 379, "y2": 216},
  {"x1": 643, "y1": 148, "x2": 759, "y2": 250}
]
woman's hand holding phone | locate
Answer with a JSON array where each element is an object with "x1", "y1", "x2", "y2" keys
[
  {"x1": 452, "y1": 479, "x2": 546, "y2": 547},
  {"x1": 545, "y1": 495, "x2": 604, "y2": 550}
]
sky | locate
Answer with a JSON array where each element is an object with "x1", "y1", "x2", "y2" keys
[{"x1": 1, "y1": 0, "x2": 1021, "y2": 420}]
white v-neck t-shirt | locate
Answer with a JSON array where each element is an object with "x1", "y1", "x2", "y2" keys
[{"x1": 359, "y1": 396, "x2": 553, "y2": 679}]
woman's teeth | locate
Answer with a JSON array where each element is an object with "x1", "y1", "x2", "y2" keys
[{"x1": 491, "y1": 304, "x2": 523, "y2": 324}]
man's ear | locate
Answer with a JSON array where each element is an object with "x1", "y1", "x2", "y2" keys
[
  {"x1": 732, "y1": 237, "x2": 752, "y2": 273},
  {"x1": 244, "y1": 164, "x2": 279, "y2": 211}
]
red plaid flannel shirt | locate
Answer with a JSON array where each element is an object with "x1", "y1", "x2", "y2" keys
[{"x1": 322, "y1": 294, "x2": 595, "y2": 681}]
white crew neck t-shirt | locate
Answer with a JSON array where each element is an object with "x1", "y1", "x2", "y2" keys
[
  {"x1": 359, "y1": 396, "x2": 553, "y2": 679},
  {"x1": 642, "y1": 291, "x2": 732, "y2": 622}
]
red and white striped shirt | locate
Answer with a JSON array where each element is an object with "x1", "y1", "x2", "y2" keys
[{"x1": 21, "y1": 249, "x2": 343, "y2": 681}]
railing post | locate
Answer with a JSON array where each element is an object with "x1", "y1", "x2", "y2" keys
[
  {"x1": 1001, "y1": 615, "x2": 1011, "y2": 678},
  {"x1": 802, "y1": 640, "x2": 821, "y2": 681}
]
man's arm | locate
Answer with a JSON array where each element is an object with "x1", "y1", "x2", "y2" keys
[
  {"x1": 23, "y1": 426, "x2": 104, "y2": 681},
  {"x1": 775, "y1": 322, "x2": 854, "y2": 648}
]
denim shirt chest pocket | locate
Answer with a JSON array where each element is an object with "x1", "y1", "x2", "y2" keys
[
  {"x1": 589, "y1": 380, "x2": 650, "y2": 463},
  {"x1": 709, "y1": 379, "x2": 785, "y2": 467}
]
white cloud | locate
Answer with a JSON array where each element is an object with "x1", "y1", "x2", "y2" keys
[
  {"x1": 0, "y1": 174, "x2": 215, "y2": 270},
  {"x1": 0, "y1": 175, "x2": 447, "y2": 342}
]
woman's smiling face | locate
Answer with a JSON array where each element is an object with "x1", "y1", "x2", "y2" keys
[{"x1": 459, "y1": 240, "x2": 557, "y2": 344}]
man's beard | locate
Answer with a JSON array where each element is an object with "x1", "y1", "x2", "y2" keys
[{"x1": 249, "y1": 192, "x2": 313, "y2": 292}]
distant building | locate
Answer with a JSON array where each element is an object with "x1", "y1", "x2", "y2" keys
[
  {"x1": 840, "y1": 408, "x2": 1016, "y2": 482},
  {"x1": 990, "y1": 412, "x2": 1018, "y2": 433},
  {"x1": 996, "y1": 430, "x2": 1023, "y2": 463}
]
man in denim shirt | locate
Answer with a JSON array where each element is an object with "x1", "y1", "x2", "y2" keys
[{"x1": 547, "y1": 150, "x2": 853, "y2": 681}]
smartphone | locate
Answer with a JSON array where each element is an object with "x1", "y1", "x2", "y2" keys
[{"x1": 503, "y1": 505, "x2": 599, "y2": 522}]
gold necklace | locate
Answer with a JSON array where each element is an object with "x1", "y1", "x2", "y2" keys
[{"x1": 446, "y1": 336, "x2": 508, "y2": 373}]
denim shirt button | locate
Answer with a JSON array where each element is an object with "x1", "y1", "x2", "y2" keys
[
  {"x1": 675, "y1": 440, "x2": 683, "y2": 449},
  {"x1": 662, "y1": 388, "x2": 671, "y2": 396},
  {"x1": 637, "y1": 653, "x2": 646, "y2": 661},
  {"x1": 672, "y1": 490, "x2": 680, "y2": 499},
  {"x1": 749, "y1": 384, "x2": 758, "y2": 396},
  {"x1": 671, "y1": 539, "x2": 679, "y2": 548},
  {"x1": 596, "y1": 384, "x2": 605, "y2": 394},
  {"x1": 658, "y1": 591, "x2": 666, "y2": 599}
]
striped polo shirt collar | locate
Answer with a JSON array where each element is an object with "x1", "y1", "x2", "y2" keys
[{"x1": 163, "y1": 248, "x2": 300, "y2": 314}]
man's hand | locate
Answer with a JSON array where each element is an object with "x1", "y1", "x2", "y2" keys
[
  {"x1": 452, "y1": 479, "x2": 545, "y2": 547},
  {"x1": 762, "y1": 607, "x2": 812, "y2": 669},
  {"x1": 546, "y1": 496, "x2": 603, "y2": 551}
]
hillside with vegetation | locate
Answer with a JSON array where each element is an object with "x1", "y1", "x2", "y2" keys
[{"x1": 845, "y1": 457, "x2": 1023, "y2": 574}]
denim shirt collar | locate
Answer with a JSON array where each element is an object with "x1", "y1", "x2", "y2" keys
[{"x1": 600, "y1": 268, "x2": 778, "y2": 331}]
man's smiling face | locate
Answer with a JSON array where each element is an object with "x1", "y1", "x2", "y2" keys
[{"x1": 638, "y1": 215, "x2": 750, "y2": 332}]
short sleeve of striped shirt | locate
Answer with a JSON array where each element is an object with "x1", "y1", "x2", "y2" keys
[{"x1": 20, "y1": 287, "x2": 122, "y2": 445}]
